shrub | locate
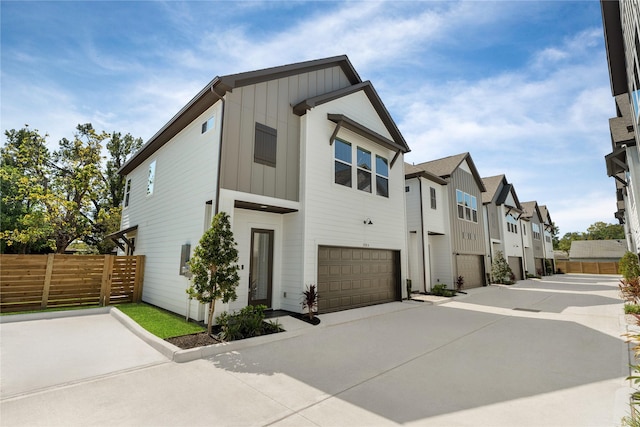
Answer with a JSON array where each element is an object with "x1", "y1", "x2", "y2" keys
[
  {"x1": 491, "y1": 251, "x2": 513, "y2": 284},
  {"x1": 626, "y1": 305, "x2": 640, "y2": 315},
  {"x1": 621, "y1": 252, "x2": 640, "y2": 282},
  {"x1": 302, "y1": 284, "x2": 319, "y2": 320},
  {"x1": 215, "y1": 305, "x2": 282, "y2": 341},
  {"x1": 621, "y1": 278, "x2": 640, "y2": 305},
  {"x1": 431, "y1": 284, "x2": 455, "y2": 297}
]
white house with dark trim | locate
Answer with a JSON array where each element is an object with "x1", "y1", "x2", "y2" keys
[
  {"x1": 481, "y1": 175, "x2": 526, "y2": 280},
  {"x1": 112, "y1": 56, "x2": 411, "y2": 320},
  {"x1": 405, "y1": 153, "x2": 487, "y2": 290}
]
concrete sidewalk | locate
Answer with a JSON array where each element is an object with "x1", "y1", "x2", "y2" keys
[{"x1": 0, "y1": 274, "x2": 633, "y2": 426}]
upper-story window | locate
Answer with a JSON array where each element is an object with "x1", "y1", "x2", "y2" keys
[
  {"x1": 334, "y1": 139, "x2": 388, "y2": 197},
  {"x1": 254, "y1": 123, "x2": 277, "y2": 167},
  {"x1": 201, "y1": 116, "x2": 215, "y2": 134},
  {"x1": 357, "y1": 147, "x2": 372, "y2": 193},
  {"x1": 124, "y1": 179, "x2": 131, "y2": 208},
  {"x1": 532, "y1": 223, "x2": 541, "y2": 240},
  {"x1": 147, "y1": 160, "x2": 156, "y2": 196},
  {"x1": 376, "y1": 155, "x2": 388, "y2": 197},
  {"x1": 334, "y1": 139, "x2": 352, "y2": 187},
  {"x1": 456, "y1": 189, "x2": 477, "y2": 223},
  {"x1": 506, "y1": 214, "x2": 518, "y2": 234},
  {"x1": 430, "y1": 187, "x2": 436, "y2": 209}
]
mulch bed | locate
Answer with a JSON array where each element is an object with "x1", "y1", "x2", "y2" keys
[{"x1": 166, "y1": 314, "x2": 320, "y2": 349}]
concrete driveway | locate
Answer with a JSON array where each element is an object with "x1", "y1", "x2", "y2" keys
[{"x1": 0, "y1": 274, "x2": 632, "y2": 426}]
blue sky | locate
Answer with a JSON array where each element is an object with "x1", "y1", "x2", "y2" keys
[{"x1": 1, "y1": 1, "x2": 614, "y2": 236}]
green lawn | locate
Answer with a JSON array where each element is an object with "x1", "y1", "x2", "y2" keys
[{"x1": 116, "y1": 303, "x2": 205, "y2": 339}]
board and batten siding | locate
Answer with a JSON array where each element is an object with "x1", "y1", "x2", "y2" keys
[
  {"x1": 449, "y1": 165, "x2": 486, "y2": 256},
  {"x1": 120, "y1": 103, "x2": 222, "y2": 318},
  {"x1": 299, "y1": 91, "x2": 408, "y2": 299},
  {"x1": 220, "y1": 66, "x2": 353, "y2": 203}
]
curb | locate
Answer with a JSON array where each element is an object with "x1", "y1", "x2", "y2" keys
[{"x1": 0, "y1": 306, "x2": 111, "y2": 324}]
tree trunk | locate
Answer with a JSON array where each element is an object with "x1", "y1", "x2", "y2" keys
[{"x1": 207, "y1": 299, "x2": 216, "y2": 336}]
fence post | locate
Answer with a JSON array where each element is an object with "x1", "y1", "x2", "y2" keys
[
  {"x1": 133, "y1": 255, "x2": 145, "y2": 302},
  {"x1": 41, "y1": 254, "x2": 55, "y2": 309},
  {"x1": 100, "y1": 255, "x2": 114, "y2": 306}
]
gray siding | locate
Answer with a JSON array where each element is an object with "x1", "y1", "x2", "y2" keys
[
  {"x1": 220, "y1": 66, "x2": 352, "y2": 202},
  {"x1": 449, "y1": 168, "x2": 486, "y2": 255},
  {"x1": 487, "y1": 203, "x2": 501, "y2": 242}
]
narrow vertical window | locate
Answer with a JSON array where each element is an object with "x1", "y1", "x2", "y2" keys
[
  {"x1": 254, "y1": 123, "x2": 277, "y2": 167},
  {"x1": 124, "y1": 179, "x2": 131, "y2": 208},
  {"x1": 334, "y1": 139, "x2": 352, "y2": 187},
  {"x1": 430, "y1": 187, "x2": 436, "y2": 209},
  {"x1": 456, "y1": 190, "x2": 464, "y2": 219},
  {"x1": 357, "y1": 147, "x2": 371, "y2": 193},
  {"x1": 147, "y1": 160, "x2": 156, "y2": 195},
  {"x1": 375, "y1": 155, "x2": 388, "y2": 197}
]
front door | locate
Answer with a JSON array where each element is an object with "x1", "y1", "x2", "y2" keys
[{"x1": 249, "y1": 229, "x2": 273, "y2": 307}]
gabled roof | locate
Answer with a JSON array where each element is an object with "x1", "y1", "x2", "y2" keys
[
  {"x1": 521, "y1": 201, "x2": 542, "y2": 222},
  {"x1": 293, "y1": 81, "x2": 410, "y2": 153},
  {"x1": 497, "y1": 183, "x2": 523, "y2": 211},
  {"x1": 411, "y1": 152, "x2": 486, "y2": 192},
  {"x1": 120, "y1": 55, "x2": 361, "y2": 175},
  {"x1": 569, "y1": 239, "x2": 626, "y2": 260},
  {"x1": 481, "y1": 175, "x2": 504, "y2": 204},
  {"x1": 404, "y1": 162, "x2": 447, "y2": 185},
  {"x1": 539, "y1": 205, "x2": 552, "y2": 226}
]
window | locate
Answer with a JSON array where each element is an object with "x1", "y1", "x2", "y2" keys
[
  {"x1": 506, "y1": 215, "x2": 518, "y2": 234},
  {"x1": 334, "y1": 139, "x2": 352, "y2": 187},
  {"x1": 405, "y1": 186, "x2": 410, "y2": 192},
  {"x1": 430, "y1": 187, "x2": 436, "y2": 209},
  {"x1": 376, "y1": 155, "x2": 388, "y2": 197},
  {"x1": 254, "y1": 123, "x2": 277, "y2": 167},
  {"x1": 124, "y1": 179, "x2": 131, "y2": 208},
  {"x1": 147, "y1": 160, "x2": 156, "y2": 195},
  {"x1": 201, "y1": 116, "x2": 215, "y2": 134},
  {"x1": 532, "y1": 223, "x2": 541, "y2": 240},
  {"x1": 357, "y1": 147, "x2": 371, "y2": 193},
  {"x1": 456, "y1": 189, "x2": 477, "y2": 223}
]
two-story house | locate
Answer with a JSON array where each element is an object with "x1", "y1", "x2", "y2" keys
[
  {"x1": 405, "y1": 153, "x2": 487, "y2": 289},
  {"x1": 539, "y1": 205, "x2": 556, "y2": 274},
  {"x1": 113, "y1": 55, "x2": 411, "y2": 320},
  {"x1": 521, "y1": 201, "x2": 545, "y2": 276},
  {"x1": 481, "y1": 175, "x2": 526, "y2": 281}
]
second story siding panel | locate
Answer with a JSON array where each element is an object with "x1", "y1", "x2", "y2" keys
[
  {"x1": 449, "y1": 166, "x2": 485, "y2": 255},
  {"x1": 220, "y1": 66, "x2": 353, "y2": 202}
]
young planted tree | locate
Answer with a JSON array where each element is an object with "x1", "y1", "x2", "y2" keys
[
  {"x1": 187, "y1": 212, "x2": 240, "y2": 335},
  {"x1": 491, "y1": 251, "x2": 513, "y2": 284}
]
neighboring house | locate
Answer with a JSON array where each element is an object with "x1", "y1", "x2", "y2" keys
[
  {"x1": 539, "y1": 205, "x2": 556, "y2": 273},
  {"x1": 601, "y1": 0, "x2": 640, "y2": 253},
  {"x1": 113, "y1": 55, "x2": 411, "y2": 320},
  {"x1": 406, "y1": 153, "x2": 487, "y2": 289},
  {"x1": 521, "y1": 201, "x2": 546, "y2": 276},
  {"x1": 481, "y1": 175, "x2": 526, "y2": 281},
  {"x1": 568, "y1": 239, "x2": 626, "y2": 262},
  {"x1": 404, "y1": 163, "x2": 450, "y2": 292}
]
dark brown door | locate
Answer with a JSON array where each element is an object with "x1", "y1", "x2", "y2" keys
[{"x1": 249, "y1": 229, "x2": 273, "y2": 307}]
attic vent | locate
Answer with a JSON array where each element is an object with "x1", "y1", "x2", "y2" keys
[
  {"x1": 628, "y1": 125, "x2": 635, "y2": 132},
  {"x1": 254, "y1": 123, "x2": 277, "y2": 167}
]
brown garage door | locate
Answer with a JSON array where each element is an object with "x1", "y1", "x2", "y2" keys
[
  {"x1": 317, "y1": 246, "x2": 399, "y2": 313},
  {"x1": 456, "y1": 254, "x2": 485, "y2": 289},
  {"x1": 508, "y1": 256, "x2": 523, "y2": 281}
]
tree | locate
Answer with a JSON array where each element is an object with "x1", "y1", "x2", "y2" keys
[
  {"x1": 0, "y1": 127, "x2": 54, "y2": 253},
  {"x1": 586, "y1": 221, "x2": 625, "y2": 240},
  {"x1": 491, "y1": 251, "x2": 513, "y2": 284},
  {"x1": 187, "y1": 212, "x2": 240, "y2": 335}
]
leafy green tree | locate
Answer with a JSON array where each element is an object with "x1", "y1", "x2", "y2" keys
[
  {"x1": 104, "y1": 131, "x2": 143, "y2": 209},
  {"x1": 0, "y1": 127, "x2": 54, "y2": 253},
  {"x1": 557, "y1": 232, "x2": 583, "y2": 254},
  {"x1": 586, "y1": 221, "x2": 625, "y2": 240},
  {"x1": 187, "y1": 212, "x2": 240, "y2": 335},
  {"x1": 491, "y1": 251, "x2": 513, "y2": 284}
]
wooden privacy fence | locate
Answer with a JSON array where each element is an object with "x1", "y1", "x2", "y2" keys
[
  {"x1": 0, "y1": 254, "x2": 145, "y2": 313},
  {"x1": 555, "y1": 260, "x2": 619, "y2": 275}
]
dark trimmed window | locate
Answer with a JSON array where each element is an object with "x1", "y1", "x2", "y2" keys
[
  {"x1": 254, "y1": 123, "x2": 277, "y2": 167},
  {"x1": 375, "y1": 155, "x2": 388, "y2": 197},
  {"x1": 334, "y1": 139, "x2": 352, "y2": 187},
  {"x1": 124, "y1": 179, "x2": 131, "y2": 208},
  {"x1": 430, "y1": 187, "x2": 436, "y2": 209},
  {"x1": 357, "y1": 147, "x2": 371, "y2": 193}
]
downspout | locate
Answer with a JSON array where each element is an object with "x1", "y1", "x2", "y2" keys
[
  {"x1": 418, "y1": 177, "x2": 428, "y2": 293},
  {"x1": 211, "y1": 87, "x2": 226, "y2": 215}
]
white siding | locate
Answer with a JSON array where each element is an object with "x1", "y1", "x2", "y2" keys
[
  {"x1": 121, "y1": 102, "x2": 222, "y2": 318},
  {"x1": 300, "y1": 92, "x2": 408, "y2": 300}
]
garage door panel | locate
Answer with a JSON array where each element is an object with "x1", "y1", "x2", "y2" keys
[
  {"x1": 318, "y1": 246, "x2": 399, "y2": 313},
  {"x1": 456, "y1": 255, "x2": 485, "y2": 289}
]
